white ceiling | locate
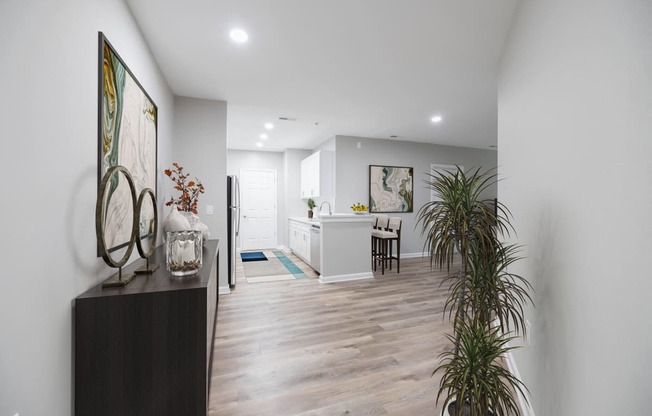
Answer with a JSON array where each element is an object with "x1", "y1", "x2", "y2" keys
[{"x1": 125, "y1": 0, "x2": 518, "y2": 152}]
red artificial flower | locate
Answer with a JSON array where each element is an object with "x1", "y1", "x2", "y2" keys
[{"x1": 164, "y1": 163, "x2": 205, "y2": 212}]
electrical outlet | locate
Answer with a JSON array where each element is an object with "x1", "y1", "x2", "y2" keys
[{"x1": 206, "y1": 205, "x2": 214, "y2": 215}]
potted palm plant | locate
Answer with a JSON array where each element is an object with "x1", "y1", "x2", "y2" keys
[
  {"x1": 307, "y1": 198, "x2": 315, "y2": 219},
  {"x1": 417, "y1": 166, "x2": 532, "y2": 416},
  {"x1": 435, "y1": 317, "x2": 525, "y2": 416}
]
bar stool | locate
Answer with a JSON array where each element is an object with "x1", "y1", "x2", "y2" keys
[
  {"x1": 370, "y1": 215, "x2": 379, "y2": 267},
  {"x1": 371, "y1": 214, "x2": 387, "y2": 230},
  {"x1": 371, "y1": 215, "x2": 388, "y2": 272},
  {"x1": 385, "y1": 217, "x2": 402, "y2": 273},
  {"x1": 373, "y1": 217, "x2": 402, "y2": 274}
]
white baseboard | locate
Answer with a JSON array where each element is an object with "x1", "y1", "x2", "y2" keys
[
  {"x1": 319, "y1": 271, "x2": 374, "y2": 284},
  {"x1": 504, "y1": 348, "x2": 535, "y2": 416},
  {"x1": 401, "y1": 251, "x2": 429, "y2": 259},
  {"x1": 218, "y1": 286, "x2": 231, "y2": 295},
  {"x1": 496, "y1": 323, "x2": 535, "y2": 416},
  {"x1": 277, "y1": 245, "x2": 290, "y2": 253}
]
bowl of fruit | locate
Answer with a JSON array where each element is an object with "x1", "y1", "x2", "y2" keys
[{"x1": 351, "y1": 203, "x2": 369, "y2": 214}]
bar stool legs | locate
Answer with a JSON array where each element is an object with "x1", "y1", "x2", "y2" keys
[{"x1": 386, "y1": 235, "x2": 400, "y2": 273}]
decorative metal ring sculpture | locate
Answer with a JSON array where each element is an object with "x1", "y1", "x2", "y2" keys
[
  {"x1": 135, "y1": 187, "x2": 158, "y2": 259},
  {"x1": 96, "y1": 165, "x2": 138, "y2": 269}
]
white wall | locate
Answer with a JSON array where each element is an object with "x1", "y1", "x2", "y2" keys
[
  {"x1": 173, "y1": 96, "x2": 228, "y2": 289},
  {"x1": 0, "y1": 0, "x2": 174, "y2": 414},
  {"x1": 227, "y1": 149, "x2": 286, "y2": 247},
  {"x1": 498, "y1": 1, "x2": 652, "y2": 414},
  {"x1": 334, "y1": 136, "x2": 498, "y2": 256}
]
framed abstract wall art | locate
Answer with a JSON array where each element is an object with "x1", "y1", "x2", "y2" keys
[
  {"x1": 369, "y1": 165, "x2": 414, "y2": 213},
  {"x1": 98, "y1": 32, "x2": 157, "y2": 252}
]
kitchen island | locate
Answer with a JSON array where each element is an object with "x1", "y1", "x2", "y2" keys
[{"x1": 318, "y1": 213, "x2": 374, "y2": 283}]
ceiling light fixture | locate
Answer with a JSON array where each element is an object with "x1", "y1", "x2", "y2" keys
[
  {"x1": 229, "y1": 28, "x2": 248, "y2": 43},
  {"x1": 255, "y1": 142, "x2": 263, "y2": 147},
  {"x1": 260, "y1": 134, "x2": 268, "y2": 140},
  {"x1": 264, "y1": 123, "x2": 274, "y2": 130},
  {"x1": 431, "y1": 115, "x2": 443, "y2": 123}
]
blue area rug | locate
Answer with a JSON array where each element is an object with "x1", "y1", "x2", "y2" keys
[
  {"x1": 241, "y1": 251, "x2": 268, "y2": 262},
  {"x1": 272, "y1": 250, "x2": 308, "y2": 278}
]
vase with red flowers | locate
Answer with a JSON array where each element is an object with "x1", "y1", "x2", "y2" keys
[{"x1": 162, "y1": 163, "x2": 210, "y2": 242}]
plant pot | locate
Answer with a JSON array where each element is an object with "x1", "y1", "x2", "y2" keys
[
  {"x1": 308, "y1": 209, "x2": 313, "y2": 219},
  {"x1": 441, "y1": 399, "x2": 494, "y2": 416}
]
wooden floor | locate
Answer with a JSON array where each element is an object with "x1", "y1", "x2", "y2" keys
[{"x1": 209, "y1": 253, "x2": 459, "y2": 416}]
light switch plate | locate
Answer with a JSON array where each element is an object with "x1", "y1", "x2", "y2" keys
[{"x1": 206, "y1": 205, "x2": 214, "y2": 215}]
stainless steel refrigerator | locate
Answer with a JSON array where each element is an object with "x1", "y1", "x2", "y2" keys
[{"x1": 227, "y1": 175, "x2": 240, "y2": 288}]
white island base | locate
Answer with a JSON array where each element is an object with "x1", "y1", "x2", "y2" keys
[{"x1": 319, "y1": 213, "x2": 374, "y2": 283}]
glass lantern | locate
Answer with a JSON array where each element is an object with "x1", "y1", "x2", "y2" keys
[{"x1": 166, "y1": 230, "x2": 203, "y2": 276}]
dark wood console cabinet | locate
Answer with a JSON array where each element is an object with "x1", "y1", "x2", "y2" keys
[{"x1": 75, "y1": 240, "x2": 219, "y2": 416}]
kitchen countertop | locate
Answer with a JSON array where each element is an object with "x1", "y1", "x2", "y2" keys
[
  {"x1": 289, "y1": 217, "x2": 320, "y2": 226},
  {"x1": 318, "y1": 213, "x2": 372, "y2": 222}
]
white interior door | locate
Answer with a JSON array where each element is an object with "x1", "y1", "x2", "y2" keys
[{"x1": 239, "y1": 169, "x2": 277, "y2": 250}]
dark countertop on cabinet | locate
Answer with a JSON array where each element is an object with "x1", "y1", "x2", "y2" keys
[{"x1": 78, "y1": 239, "x2": 219, "y2": 298}]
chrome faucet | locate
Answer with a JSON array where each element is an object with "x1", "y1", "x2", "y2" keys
[{"x1": 319, "y1": 201, "x2": 332, "y2": 215}]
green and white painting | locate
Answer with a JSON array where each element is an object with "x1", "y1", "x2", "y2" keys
[
  {"x1": 369, "y1": 165, "x2": 414, "y2": 213},
  {"x1": 99, "y1": 32, "x2": 157, "y2": 252}
]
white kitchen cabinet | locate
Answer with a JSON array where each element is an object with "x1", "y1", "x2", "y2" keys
[
  {"x1": 300, "y1": 150, "x2": 332, "y2": 199},
  {"x1": 289, "y1": 220, "x2": 310, "y2": 263},
  {"x1": 300, "y1": 157, "x2": 312, "y2": 198}
]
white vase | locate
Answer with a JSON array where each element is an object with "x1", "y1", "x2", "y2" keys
[
  {"x1": 179, "y1": 211, "x2": 210, "y2": 244},
  {"x1": 162, "y1": 206, "x2": 191, "y2": 236},
  {"x1": 180, "y1": 211, "x2": 199, "y2": 226},
  {"x1": 194, "y1": 220, "x2": 210, "y2": 243}
]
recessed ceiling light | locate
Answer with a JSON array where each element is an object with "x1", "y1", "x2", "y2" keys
[
  {"x1": 229, "y1": 28, "x2": 248, "y2": 43},
  {"x1": 260, "y1": 134, "x2": 268, "y2": 140},
  {"x1": 255, "y1": 142, "x2": 263, "y2": 147},
  {"x1": 431, "y1": 115, "x2": 443, "y2": 123},
  {"x1": 264, "y1": 123, "x2": 274, "y2": 130}
]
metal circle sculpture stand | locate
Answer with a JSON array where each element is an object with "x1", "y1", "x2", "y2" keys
[
  {"x1": 96, "y1": 166, "x2": 138, "y2": 288},
  {"x1": 134, "y1": 187, "x2": 159, "y2": 274}
]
